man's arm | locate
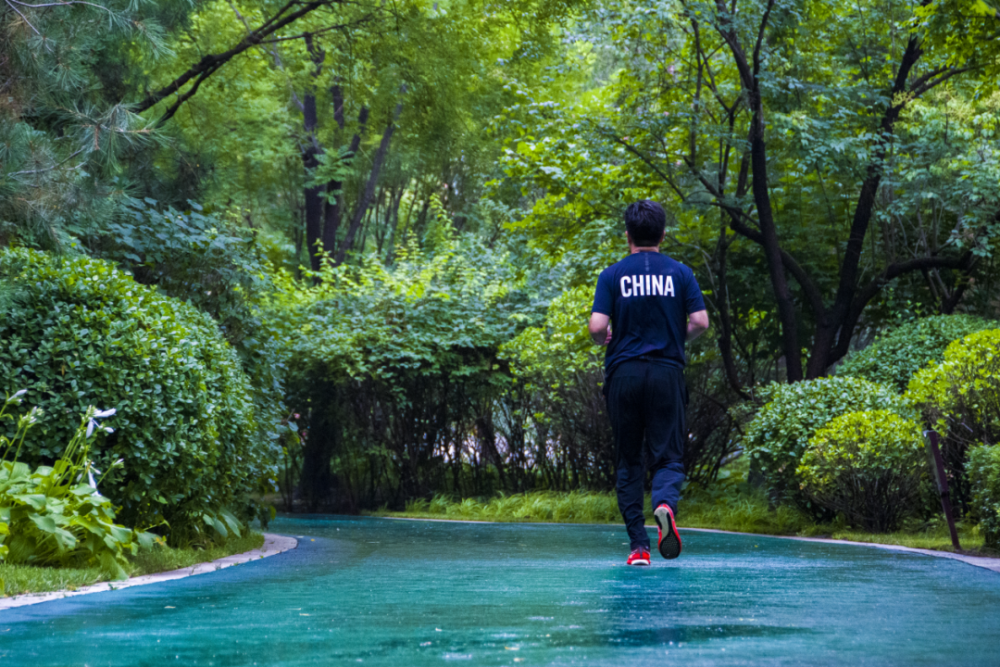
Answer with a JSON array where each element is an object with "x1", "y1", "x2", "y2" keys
[
  {"x1": 589, "y1": 312, "x2": 612, "y2": 346},
  {"x1": 687, "y1": 309, "x2": 709, "y2": 341}
]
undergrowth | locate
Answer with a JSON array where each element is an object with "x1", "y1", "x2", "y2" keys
[
  {"x1": 0, "y1": 532, "x2": 264, "y2": 597},
  {"x1": 373, "y1": 487, "x2": 992, "y2": 555}
]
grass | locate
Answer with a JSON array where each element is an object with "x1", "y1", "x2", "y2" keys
[
  {"x1": 371, "y1": 487, "x2": 995, "y2": 557},
  {"x1": 0, "y1": 532, "x2": 265, "y2": 598}
]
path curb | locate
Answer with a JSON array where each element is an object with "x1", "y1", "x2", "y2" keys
[
  {"x1": 0, "y1": 533, "x2": 298, "y2": 612},
  {"x1": 682, "y1": 527, "x2": 1000, "y2": 574}
]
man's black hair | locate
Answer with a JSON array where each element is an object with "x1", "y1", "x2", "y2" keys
[{"x1": 624, "y1": 200, "x2": 666, "y2": 247}]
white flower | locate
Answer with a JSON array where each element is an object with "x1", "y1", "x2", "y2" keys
[
  {"x1": 12, "y1": 389, "x2": 27, "y2": 399},
  {"x1": 93, "y1": 408, "x2": 117, "y2": 418},
  {"x1": 88, "y1": 468, "x2": 98, "y2": 488},
  {"x1": 86, "y1": 420, "x2": 96, "y2": 438}
]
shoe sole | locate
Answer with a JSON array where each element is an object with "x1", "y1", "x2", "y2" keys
[
  {"x1": 654, "y1": 506, "x2": 682, "y2": 560},
  {"x1": 628, "y1": 558, "x2": 650, "y2": 566}
]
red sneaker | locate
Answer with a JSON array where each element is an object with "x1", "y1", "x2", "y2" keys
[
  {"x1": 626, "y1": 547, "x2": 651, "y2": 566},
  {"x1": 654, "y1": 504, "x2": 682, "y2": 559}
]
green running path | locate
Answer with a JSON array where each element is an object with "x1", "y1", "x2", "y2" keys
[{"x1": 2, "y1": 516, "x2": 998, "y2": 666}]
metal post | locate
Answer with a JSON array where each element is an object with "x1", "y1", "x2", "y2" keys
[{"x1": 925, "y1": 430, "x2": 961, "y2": 551}]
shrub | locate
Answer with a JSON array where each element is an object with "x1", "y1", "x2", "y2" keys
[
  {"x1": 967, "y1": 444, "x2": 1000, "y2": 549},
  {"x1": 499, "y1": 286, "x2": 615, "y2": 490},
  {"x1": 0, "y1": 392, "x2": 152, "y2": 578},
  {"x1": 796, "y1": 411, "x2": 928, "y2": 532},
  {"x1": 743, "y1": 377, "x2": 916, "y2": 513},
  {"x1": 907, "y1": 329, "x2": 1000, "y2": 512},
  {"x1": 83, "y1": 199, "x2": 286, "y2": 456},
  {"x1": 907, "y1": 329, "x2": 1000, "y2": 447},
  {"x1": 837, "y1": 314, "x2": 994, "y2": 391},
  {"x1": 0, "y1": 249, "x2": 277, "y2": 543},
  {"x1": 266, "y1": 238, "x2": 540, "y2": 510}
]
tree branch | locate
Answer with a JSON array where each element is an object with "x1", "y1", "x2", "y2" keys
[
  {"x1": 4, "y1": 0, "x2": 40, "y2": 35},
  {"x1": 134, "y1": 1, "x2": 348, "y2": 123},
  {"x1": 685, "y1": 157, "x2": 828, "y2": 320},
  {"x1": 831, "y1": 35, "x2": 923, "y2": 319},
  {"x1": 829, "y1": 251, "x2": 977, "y2": 364},
  {"x1": 752, "y1": 0, "x2": 776, "y2": 77},
  {"x1": 336, "y1": 100, "x2": 404, "y2": 265}
]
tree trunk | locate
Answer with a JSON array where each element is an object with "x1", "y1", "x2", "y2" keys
[
  {"x1": 302, "y1": 34, "x2": 325, "y2": 272},
  {"x1": 336, "y1": 101, "x2": 403, "y2": 265},
  {"x1": 320, "y1": 84, "x2": 368, "y2": 263},
  {"x1": 747, "y1": 90, "x2": 802, "y2": 381},
  {"x1": 714, "y1": 222, "x2": 747, "y2": 397}
]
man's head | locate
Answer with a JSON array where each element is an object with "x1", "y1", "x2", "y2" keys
[{"x1": 624, "y1": 200, "x2": 666, "y2": 247}]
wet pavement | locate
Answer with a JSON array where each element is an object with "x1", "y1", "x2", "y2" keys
[{"x1": 1, "y1": 515, "x2": 998, "y2": 666}]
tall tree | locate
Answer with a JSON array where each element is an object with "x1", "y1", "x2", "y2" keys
[{"x1": 498, "y1": 0, "x2": 1000, "y2": 386}]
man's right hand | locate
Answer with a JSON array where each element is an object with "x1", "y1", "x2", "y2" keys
[
  {"x1": 588, "y1": 312, "x2": 612, "y2": 346},
  {"x1": 686, "y1": 309, "x2": 709, "y2": 341}
]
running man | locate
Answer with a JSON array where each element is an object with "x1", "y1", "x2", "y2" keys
[{"x1": 588, "y1": 200, "x2": 709, "y2": 566}]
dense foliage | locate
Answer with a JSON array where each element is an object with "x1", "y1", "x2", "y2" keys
[
  {"x1": 837, "y1": 315, "x2": 996, "y2": 391},
  {"x1": 906, "y1": 328, "x2": 1000, "y2": 512},
  {"x1": 266, "y1": 227, "x2": 548, "y2": 509},
  {"x1": 798, "y1": 411, "x2": 928, "y2": 532},
  {"x1": 908, "y1": 329, "x2": 1000, "y2": 448},
  {"x1": 742, "y1": 378, "x2": 917, "y2": 515},
  {"x1": 2, "y1": 0, "x2": 1000, "y2": 541},
  {"x1": 500, "y1": 287, "x2": 615, "y2": 490},
  {"x1": 0, "y1": 249, "x2": 275, "y2": 543},
  {"x1": 968, "y1": 444, "x2": 1000, "y2": 548},
  {"x1": 82, "y1": 198, "x2": 285, "y2": 448}
]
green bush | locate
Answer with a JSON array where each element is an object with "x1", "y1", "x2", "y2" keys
[
  {"x1": 84, "y1": 199, "x2": 286, "y2": 456},
  {"x1": 907, "y1": 329, "x2": 1000, "y2": 448},
  {"x1": 0, "y1": 392, "x2": 152, "y2": 578},
  {"x1": 906, "y1": 329, "x2": 1000, "y2": 514},
  {"x1": 0, "y1": 249, "x2": 277, "y2": 543},
  {"x1": 967, "y1": 444, "x2": 1000, "y2": 549},
  {"x1": 743, "y1": 377, "x2": 916, "y2": 513},
  {"x1": 796, "y1": 411, "x2": 928, "y2": 532},
  {"x1": 266, "y1": 236, "x2": 544, "y2": 509},
  {"x1": 838, "y1": 315, "x2": 994, "y2": 391}
]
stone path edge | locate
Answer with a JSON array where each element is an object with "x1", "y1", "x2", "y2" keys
[
  {"x1": 382, "y1": 516, "x2": 1000, "y2": 574},
  {"x1": 682, "y1": 526, "x2": 1000, "y2": 574},
  {"x1": 0, "y1": 533, "x2": 298, "y2": 612}
]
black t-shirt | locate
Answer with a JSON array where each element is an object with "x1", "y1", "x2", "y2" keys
[{"x1": 591, "y1": 251, "x2": 705, "y2": 379}]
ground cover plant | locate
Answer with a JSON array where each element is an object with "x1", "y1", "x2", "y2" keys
[
  {"x1": 374, "y1": 487, "x2": 989, "y2": 553},
  {"x1": 0, "y1": 532, "x2": 265, "y2": 598},
  {"x1": 0, "y1": 392, "x2": 151, "y2": 579}
]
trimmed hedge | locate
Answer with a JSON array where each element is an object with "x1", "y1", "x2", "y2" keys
[
  {"x1": 0, "y1": 249, "x2": 277, "y2": 543},
  {"x1": 838, "y1": 315, "x2": 994, "y2": 391},
  {"x1": 797, "y1": 410, "x2": 928, "y2": 532},
  {"x1": 743, "y1": 377, "x2": 916, "y2": 514}
]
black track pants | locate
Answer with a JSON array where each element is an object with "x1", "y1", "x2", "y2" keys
[{"x1": 605, "y1": 360, "x2": 687, "y2": 550}]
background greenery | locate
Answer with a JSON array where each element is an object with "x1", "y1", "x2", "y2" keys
[{"x1": 1, "y1": 0, "x2": 1000, "y2": 569}]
